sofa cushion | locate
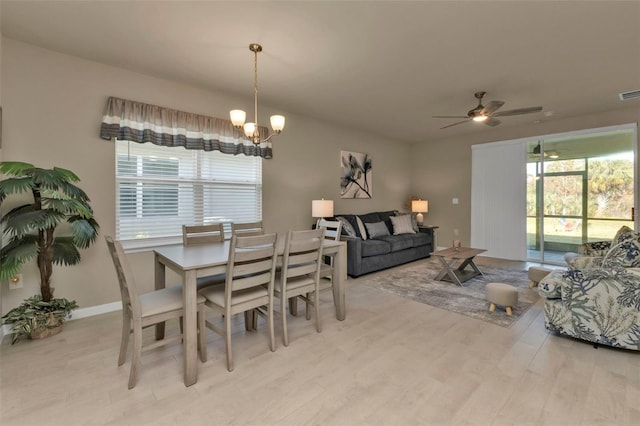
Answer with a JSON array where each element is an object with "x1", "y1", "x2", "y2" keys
[
  {"x1": 390, "y1": 214, "x2": 416, "y2": 235},
  {"x1": 604, "y1": 239, "x2": 640, "y2": 268},
  {"x1": 365, "y1": 221, "x2": 391, "y2": 239},
  {"x1": 336, "y1": 216, "x2": 357, "y2": 237},
  {"x1": 355, "y1": 216, "x2": 368, "y2": 240},
  {"x1": 360, "y1": 239, "x2": 391, "y2": 257},
  {"x1": 359, "y1": 211, "x2": 395, "y2": 234},
  {"x1": 407, "y1": 233, "x2": 431, "y2": 248},
  {"x1": 376, "y1": 235, "x2": 414, "y2": 252},
  {"x1": 613, "y1": 225, "x2": 634, "y2": 244},
  {"x1": 394, "y1": 211, "x2": 419, "y2": 232}
]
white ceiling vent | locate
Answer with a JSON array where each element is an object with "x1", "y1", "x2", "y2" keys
[{"x1": 619, "y1": 89, "x2": 640, "y2": 101}]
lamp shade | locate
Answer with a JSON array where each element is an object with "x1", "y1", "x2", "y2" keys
[
  {"x1": 411, "y1": 200, "x2": 429, "y2": 213},
  {"x1": 312, "y1": 199, "x2": 334, "y2": 218},
  {"x1": 230, "y1": 109, "x2": 246, "y2": 127},
  {"x1": 270, "y1": 115, "x2": 285, "y2": 132}
]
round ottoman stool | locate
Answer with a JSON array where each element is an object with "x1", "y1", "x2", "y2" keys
[
  {"x1": 485, "y1": 282, "x2": 518, "y2": 316},
  {"x1": 528, "y1": 266, "x2": 553, "y2": 288}
]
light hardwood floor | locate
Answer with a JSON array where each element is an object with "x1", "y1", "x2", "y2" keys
[{"x1": 1, "y1": 257, "x2": 638, "y2": 425}]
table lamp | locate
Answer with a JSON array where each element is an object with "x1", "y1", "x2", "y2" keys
[
  {"x1": 411, "y1": 199, "x2": 428, "y2": 226},
  {"x1": 312, "y1": 199, "x2": 334, "y2": 222}
]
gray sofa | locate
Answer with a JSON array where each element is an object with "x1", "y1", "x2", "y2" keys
[{"x1": 334, "y1": 210, "x2": 434, "y2": 277}]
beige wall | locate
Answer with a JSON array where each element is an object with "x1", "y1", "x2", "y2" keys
[
  {"x1": 410, "y1": 108, "x2": 640, "y2": 249},
  {"x1": 0, "y1": 38, "x2": 411, "y2": 313}
]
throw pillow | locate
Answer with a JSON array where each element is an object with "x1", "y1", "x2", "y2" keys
[
  {"x1": 336, "y1": 216, "x2": 357, "y2": 237},
  {"x1": 394, "y1": 211, "x2": 419, "y2": 232},
  {"x1": 365, "y1": 221, "x2": 390, "y2": 239},
  {"x1": 390, "y1": 214, "x2": 416, "y2": 235},
  {"x1": 613, "y1": 225, "x2": 634, "y2": 244},
  {"x1": 355, "y1": 216, "x2": 368, "y2": 240}
]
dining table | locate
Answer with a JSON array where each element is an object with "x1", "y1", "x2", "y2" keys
[{"x1": 153, "y1": 237, "x2": 347, "y2": 387}]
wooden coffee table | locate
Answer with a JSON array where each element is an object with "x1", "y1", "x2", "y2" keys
[{"x1": 431, "y1": 247, "x2": 487, "y2": 286}]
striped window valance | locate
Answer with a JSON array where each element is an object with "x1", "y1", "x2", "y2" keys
[{"x1": 100, "y1": 96, "x2": 272, "y2": 159}]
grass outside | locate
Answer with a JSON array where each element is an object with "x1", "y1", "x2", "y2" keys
[{"x1": 527, "y1": 217, "x2": 633, "y2": 247}]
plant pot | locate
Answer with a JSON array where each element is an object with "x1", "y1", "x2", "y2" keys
[{"x1": 29, "y1": 315, "x2": 64, "y2": 340}]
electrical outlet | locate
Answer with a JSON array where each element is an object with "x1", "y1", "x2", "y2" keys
[
  {"x1": 9, "y1": 274, "x2": 24, "y2": 290},
  {"x1": 453, "y1": 228, "x2": 459, "y2": 236},
  {"x1": 452, "y1": 198, "x2": 459, "y2": 205}
]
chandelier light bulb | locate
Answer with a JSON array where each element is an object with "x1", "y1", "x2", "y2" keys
[
  {"x1": 230, "y1": 110, "x2": 246, "y2": 128},
  {"x1": 270, "y1": 115, "x2": 285, "y2": 133},
  {"x1": 243, "y1": 122, "x2": 257, "y2": 139}
]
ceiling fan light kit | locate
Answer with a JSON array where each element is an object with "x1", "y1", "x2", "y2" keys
[{"x1": 433, "y1": 91, "x2": 543, "y2": 130}]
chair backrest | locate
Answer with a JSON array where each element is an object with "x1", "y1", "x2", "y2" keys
[
  {"x1": 225, "y1": 233, "x2": 279, "y2": 305},
  {"x1": 281, "y1": 228, "x2": 325, "y2": 280},
  {"x1": 105, "y1": 236, "x2": 142, "y2": 319},
  {"x1": 182, "y1": 223, "x2": 225, "y2": 245},
  {"x1": 231, "y1": 221, "x2": 265, "y2": 237},
  {"x1": 317, "y1": 219, "x2": 342, "y2": 241}
]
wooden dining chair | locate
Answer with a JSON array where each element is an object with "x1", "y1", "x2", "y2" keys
[
  {"x1": 105, "y1": 236, "x2": 207, "y2": 389},
  {"x1": 289, "y1": 219, "x2": 342, "y2": 317},
  {"x1": 182, "y1": 223, "x2": 225, "y2": 245},
  {"x1": 276, "y1": 228, "x2": 325, "y2": 346},
  {"x1": 231, "y1": 221, "x2": 265, "y2": 237},
  {"x1": 182, "y1": 223, "x2": 227, "y2": 289},
  {"x1": 317, "y1": 219, "x2": 342, "y2": 278},
  {"x1": 198, "y1": 233, "x2": 279, "y2": 372}
]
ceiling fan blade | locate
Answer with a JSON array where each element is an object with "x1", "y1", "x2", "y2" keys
[
  {"x1": 440, "y1": 119, "x2": 470, "y2": 129},
  {"x1": 432, "y1": 115, "x2": 468, "y2": 119},
  {"x1": 493, "y1": 106, "x2": 543, "y2": 117},
  {"x1": 481, "y1": 100, "x2": 505, "y2": 115},
  {"x1": 484, "y1": 117, "x2": 501, "y2": 127}
]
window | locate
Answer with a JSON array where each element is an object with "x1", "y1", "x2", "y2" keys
[{"x1": 115, "y1": 140, "x2": 262, "y2": 249}]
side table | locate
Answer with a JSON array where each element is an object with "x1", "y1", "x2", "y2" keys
[{"x1": 418, "y1": 225, "x2": 438, "y2": 252}]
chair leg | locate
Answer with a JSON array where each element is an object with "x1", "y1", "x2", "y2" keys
[
  {"x1": 128, "y1": 326, "x2": 143, "y2": 389},
  {"x1": 118, "y1": 311, "x2": 130, "y2": 366},
  {"x1": 268, "y1": 302, "x2": 275, "y2": 352},
  {"x1": 197, "y1": 306, "x2": 207, "y2": 363},
  {"x1": 244, "y1": 311, "x2": 254, "y2": 331},
  {"x1": 252, "y1": 309, "x2": 258, "y2": 330},
  {"x1": 225, "y1": 310, "x2": 234, "y2": 372},
  {"x1": 305, "y1": 293, "x2": 312, "y2": 320},
  {"x1": 289, "y1": 297, "x2": 298, "y2": 317},
  {"x1": 315, "y1": 290, "x2": 322, "y2": 333},
  {"x1": 282, "y1": 293, "x2": 289, "y2": 347}
]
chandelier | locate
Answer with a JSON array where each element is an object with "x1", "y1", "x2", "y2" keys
[{"x1": 230, "y1": 43, "x2": 285, "y2": 145}]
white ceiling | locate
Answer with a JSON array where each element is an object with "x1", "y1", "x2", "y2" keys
[{"x1": 2, "y1": 1, "x2": 639, "y2": 143}]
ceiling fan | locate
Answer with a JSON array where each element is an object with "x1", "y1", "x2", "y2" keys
[{"x1": 433, "y1": 91, "x2": 543, "y2": 129}]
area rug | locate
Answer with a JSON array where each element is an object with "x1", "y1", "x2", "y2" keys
[{"x1": 363, "y1": 258, "x2": 539, "y2": 327}]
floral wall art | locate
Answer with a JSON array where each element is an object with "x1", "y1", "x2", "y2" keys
[{"x1": 340, "y1": 150, "x2": 372, "y2": 199}]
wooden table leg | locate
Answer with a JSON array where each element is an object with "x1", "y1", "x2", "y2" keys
[
  {"x1": 332, "y1": 244, "x2": 347, "y2": 321},
  {"x1": 183, "y1": 270, "x2": 198, "y2": 387},
  {"x1": 434, "y1": 256, "x2": 463, "y2": 286},
  {"x1": 154, "y1": 253, "x2": 166, "y2": 340}
]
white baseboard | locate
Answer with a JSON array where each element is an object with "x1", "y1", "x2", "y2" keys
[
  {"x1": 1, "y1": 301, "x2": 122, "y2": 343},
  {"x1": 69, "y1": 301, "x2": 122, "y2": 320}
]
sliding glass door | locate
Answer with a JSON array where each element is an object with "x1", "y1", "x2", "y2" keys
[{"x1": 526, "y1": 125, "x2": 636, "y2": 264}]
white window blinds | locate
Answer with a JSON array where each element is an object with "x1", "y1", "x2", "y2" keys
[
  {"x1": 116, "y1": 140, "x2": 262, "y2": 250},
  {"x1": 471, "y1": 140, "x2": 527, "y2": 260}
]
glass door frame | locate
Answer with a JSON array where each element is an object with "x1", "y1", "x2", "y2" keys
[{"x1": 526, "y1": 123, "x2": 638, "y2": 265}]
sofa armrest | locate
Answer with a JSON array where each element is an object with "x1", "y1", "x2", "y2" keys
[
  {"x1": 538, "y1": 270, "x2": 566, "y2": 299},
  {"x1": 345, "y1": 237, "x2": 363, "y2": 276}
]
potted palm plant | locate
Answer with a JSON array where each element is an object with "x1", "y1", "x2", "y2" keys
[{"x1": 0, "y1": 161, "x2": 99, "y2": 343}]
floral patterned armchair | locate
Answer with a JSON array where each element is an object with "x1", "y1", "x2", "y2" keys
[{"x1": 538, "y1": 227, "x2": 640, "y2": 351}]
